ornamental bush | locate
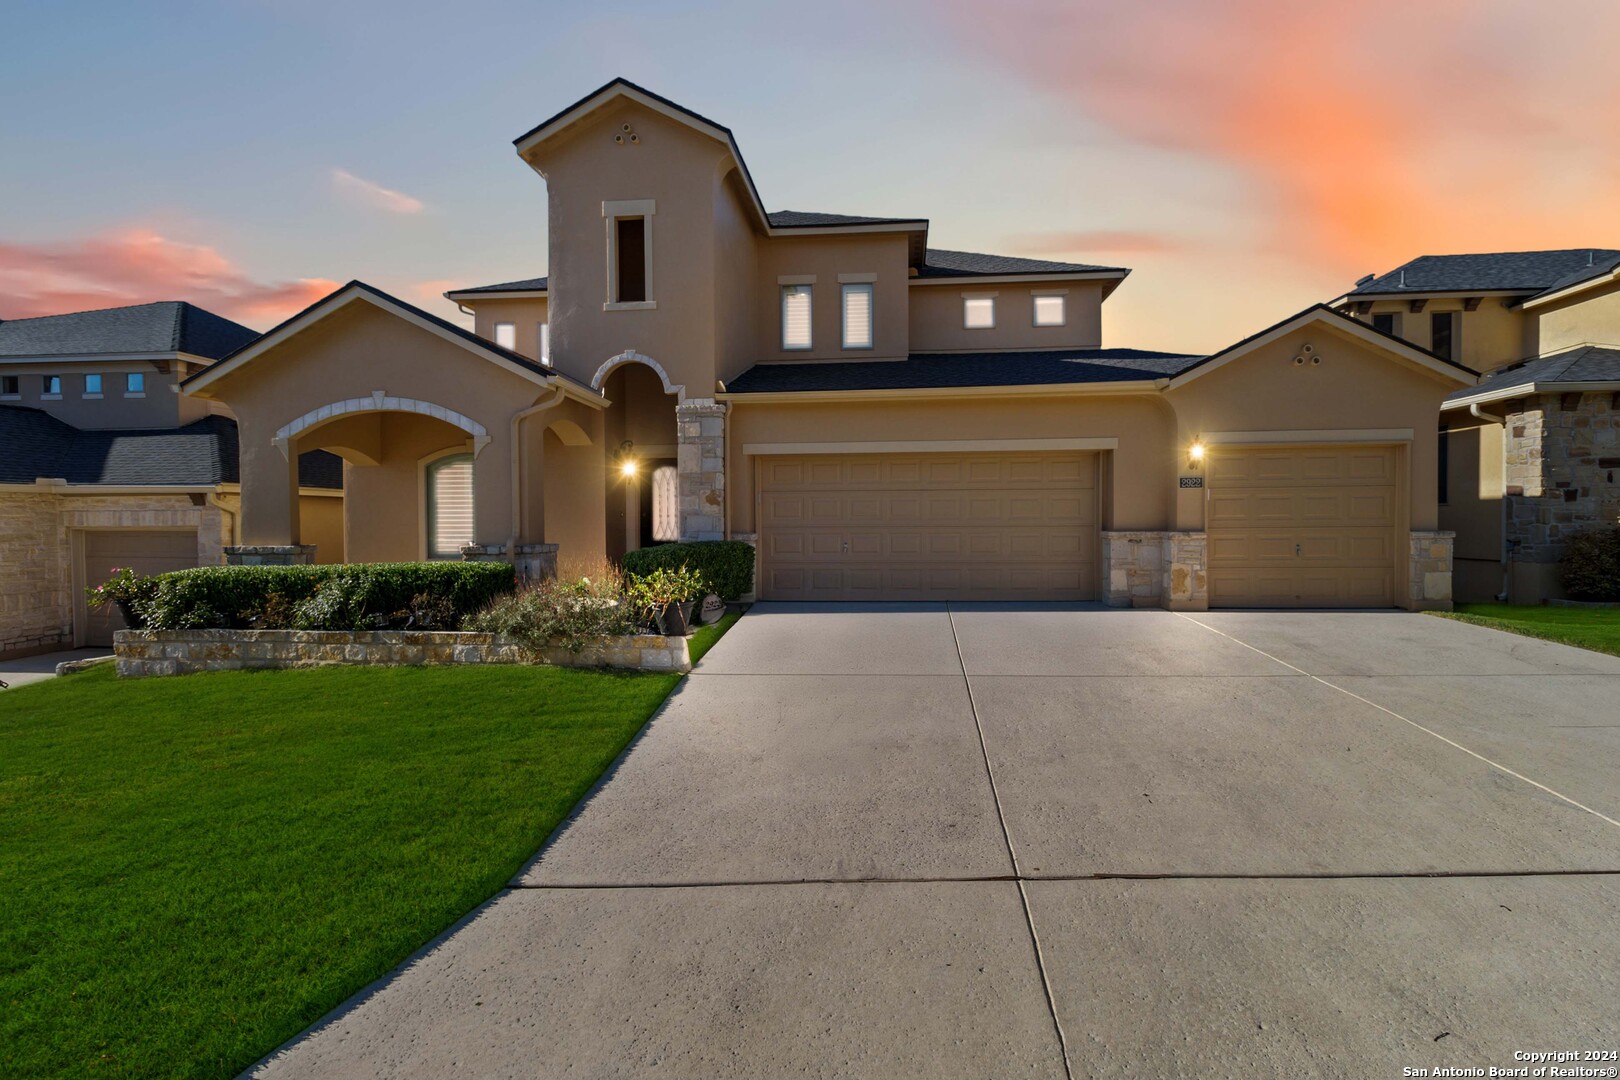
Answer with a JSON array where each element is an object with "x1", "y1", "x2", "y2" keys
[
  {"x1": 620, "y1": 540, "x2": 754, "y2": 600},
  {"x1": 136, "y1": 562, "x2": 517, "y2": 632},
  {"x1": 1559, "y1": 527, "x2": 1620, "y2": 601},
  {"x1": 464, "y1": 569, "x2": 636, "y2": 652}
]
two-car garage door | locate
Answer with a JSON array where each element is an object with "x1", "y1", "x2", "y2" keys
[{"x1": 758, "y1": 450, "x2": 1097, "y2": 602}]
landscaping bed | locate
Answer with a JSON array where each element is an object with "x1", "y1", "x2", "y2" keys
[{"x1": 1, "y1": 613, "x2": 738, "y2": 1079}]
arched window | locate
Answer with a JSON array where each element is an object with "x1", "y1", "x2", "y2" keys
[
  {"x1": 651, "y1": 464, "x2": 679, "y2": 542},
  {"x1": 426, "y1": 454, "x2": 475, "y2": 559}
]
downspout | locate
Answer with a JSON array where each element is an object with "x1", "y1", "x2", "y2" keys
[
  {"x1": 509, "y1": 384, "x2": 568, "y2": 552},
  {"x1": 206, "y1": 491, "x2": 239, "y2": 549},
  {"x1": 1469, "y1": 402, "x2": 1510, "y2": 601}
]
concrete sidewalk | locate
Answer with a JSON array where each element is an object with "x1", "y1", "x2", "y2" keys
[
  {"x1": 0, "y1": 648, "x2": 110, "y2": 691},
  {"x1": 255, "y1": 605, "x2": 1620, "y2": 1077}
]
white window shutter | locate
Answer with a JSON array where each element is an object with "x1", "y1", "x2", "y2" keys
[
  {"x1": 842, "y1": 283, "x2": 873, "y2": 348},
  {"x1": 782, "y1": 285, "x2": 812, "y2": 349}
]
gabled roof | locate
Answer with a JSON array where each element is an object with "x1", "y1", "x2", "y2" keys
[
  {"x1": 1446, "y1": 344, "x2": 1620, "y2": 408},
  {"x1": 0, "y1": 405, "x2": 341, "y2": 488},
  {"x1": 184, "y1": 281, "x2": 599, "y2": 401},
  {"x1": 1167, "y1": 303, "x2": 1478, "y2": 391},
  {"x1": 1348, "y1": 249, "x2": 1620, "y2": 299},
  {"x1": 725, "y1": 348, "x2": 1200, "y2": 395},
  {"x1": 0, "y1": 301, "x2": 258, "y2": 360},
  {"x1": 446, "y1": 276, "x2": 548, "y2": 296},
  {"x1": 916, "y1": 249, "x2": 1129, "y2": 279}
]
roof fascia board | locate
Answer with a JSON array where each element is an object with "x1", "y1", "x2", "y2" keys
[
  {"x1": 2, "y1": 480, "x2": 220, "y2": 494},
  {"x1": 718, "y1": 380, "x2": 1164, "y2": 404},
  {"x1": 1519, "y1": 269, "x2": 1620, "y2": 310},
  {"x1": 0, "y1": 351, "x2": 189, "y2": 365},
  {"x1": 183, "y1": 289, "x2": 557, "y2": 397},
  {"x1": 1348, "y1": 288, "x2": 1529, "y2": 301},
  {"x1": 909, "y1": 271, "x2": 1129, "y2": 287},
  {"x1": 766, "y1": 222, "x2": 927, "y2": 238},
  {"x1": 444, "y1": 289, "x2": 549, "y2": 301},
  {"x1": 1446, "y1": 379, "x2": 1620, "y2": 409}
]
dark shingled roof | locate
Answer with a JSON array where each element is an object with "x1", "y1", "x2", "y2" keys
[
  {"x1": 0, "y1": 301, "x2": 259, "y2": 360},
  {"x1": 0, "y1": 405, "x2": 341, "y2": 488},
  {"x1": 916, "y1": 249, "x2": 1128, "y2": 278},
  {"x1": 448, "y1": 276, "x2": 549, "y2": 295},
  {"x1": 726, "y1": 348, "x2": 1202, "y2": 394},
  {"x1": 1350, "y1": 249, "x2": 1620, "y2": 298},
  {"x1": 767, "y1": 210, "x2": 926, "y2": 228},
  {"x1": 1447, "y1": 344, "x2": 1620, "y2": 404}
]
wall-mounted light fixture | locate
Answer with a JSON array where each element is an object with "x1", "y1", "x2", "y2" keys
[
  {"x1": 1187, "y1": 441, "x2": 1206, "y2": 470},
  {"x1": 617, "y1": 439, "x2": 639, "y2": 479}
]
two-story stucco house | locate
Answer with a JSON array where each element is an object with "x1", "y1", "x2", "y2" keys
[
  {"x1": 0, "y1": 302, "x2": 343, "y2": 656},
  {"x1": 1339, "y1": 250, "x2": 1620, "y2": 602},
  {"x1": 178, "y1": 78, "x2": 1474, "y2": 612}
]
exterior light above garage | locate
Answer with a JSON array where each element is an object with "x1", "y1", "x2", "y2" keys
[{"x1": 1188, "y1": 442, "x2": 1206, "y2": 467}]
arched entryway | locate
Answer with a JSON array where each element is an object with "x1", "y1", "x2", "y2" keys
[{"x1": 599, "y1": 360, "x2": 680, "y2": 560}]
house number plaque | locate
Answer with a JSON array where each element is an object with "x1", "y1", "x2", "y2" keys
[{"x1": 1178, "y1": 476, "x2": 1204, "y2": 489}]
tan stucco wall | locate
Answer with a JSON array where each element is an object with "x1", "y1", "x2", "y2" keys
[
  {"x1": 1164, "y1": 325, "x2": 1462, "y2": 531},
  {"x1": 1437, "y1": 412, "x2": 1505, "y2": 602},
  {"x1": 0, "y1": 491, "x2": 231, "y2": 656},
  {"x1": 298, "y1": 493, "x2": 346, "y2": 564},
  {"x1": 194, "y1": 299, "x2": 555, "y2": 549},
  {"x1": 1, "y1": 361, "x2": 210, "y2": 429},
  {"x1": 713, "y1": 168, "x2": 760, "y2": 385},
  {"x1": 1354, "y1": 298, "x2": 1525, "y2": 373},
  {"x1": 908, "y1": 280, "x2": 1106, "y2": 353},
  {"x1": 1530, "y1": 279, "x2": 1620, "y2": 356},
  {"x1": 725, "y1": 393, "x2": 1177, "y2": 535},
  {"x1": 328, "y1": 413, "x2": 473, "y2": 563},
  {"x1": 468, "y1": 296, "x2": 550, "y2": 361},
  {"x1": 750, "y1": 234, "x2": 911, "y2": 365}
]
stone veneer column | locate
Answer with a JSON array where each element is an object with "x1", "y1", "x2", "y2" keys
[
  {"x1": 1407, "y1": 530, "x2": 1455, "y2": 611},
  {"x1": 461, "y1": 542, "x2": 558, "y2": 582},
  {"x1": 1162, "y1": 532, "x2": 1208, "y2": 611},
  {"x1": 677, "y1": 399, "x2": 727, "y2": 542},
  {"x1": 223, "y1": 545, "x2": 316, "y2": 566},
  {"x1": 1101, "y1": 532, "x2": 1164, "y2": 607}
]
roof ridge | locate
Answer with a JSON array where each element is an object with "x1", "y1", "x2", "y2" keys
[{"x1": 169, "y1": 300, "x2": 186, "y2": 352}]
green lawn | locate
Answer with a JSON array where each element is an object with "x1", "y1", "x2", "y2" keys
[
  {"x1": 1429, "y1": 601, "x2": 1620, "y2": 657},
  {"x1": 0, "y1": 615, "x2": 737, "y2": 1079}
]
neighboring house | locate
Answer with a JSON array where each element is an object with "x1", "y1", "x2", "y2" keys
[
  {"x1": 182, "y1": 77, "x2": 1474, "y2": 611},
  {"x1": 0, "y1": 302, "x2": 342, "y2": 656},
  {"x1": 1338, "y1": 250, "x2": 1620, "y2": 602}
]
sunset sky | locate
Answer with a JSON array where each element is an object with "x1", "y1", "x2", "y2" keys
[{"x1": 4, "y1": 0, "x2": 1618, "y2": 353}]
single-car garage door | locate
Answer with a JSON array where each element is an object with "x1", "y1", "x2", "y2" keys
[
  {"x1": 1206, "y1": 445, "x2": 1399, "y2": 608},
  {"x1": 758, "y1": 450, "x2": 1097, "y2": 602},
  {"x1": 81, "y1": 529, "x2": 200, "y2": 645}
]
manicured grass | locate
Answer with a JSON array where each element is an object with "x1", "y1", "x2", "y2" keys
[
  {"x1": 688, "y1": 610, "x2": 740, "y2": 663},
  {"x1": 1429, "y1": 601, "x2": 1620, "y2": 657},
  {"x1": 0, "y1": 623, "x2": 745, "y2": 1079}
]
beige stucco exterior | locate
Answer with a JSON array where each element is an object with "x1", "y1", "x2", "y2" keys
[{"x1": 908, "y1": 280, "x2": 1106, "y2": 353}]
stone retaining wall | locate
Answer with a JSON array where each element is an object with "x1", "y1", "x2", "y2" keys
[{"x1": 114, "y1": 628, "x2": 690, "y2": 677}]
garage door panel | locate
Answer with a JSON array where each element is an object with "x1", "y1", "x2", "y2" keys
[
  {"x1": 1207, "y1": 446, "x2": 1399, "y2": 609},
  {"x1": 759, "y1": 451, "x2": 1097, "y2": 602},
  {"x1": 82, "y1": 529, "x2": 200, "y2": 645}
]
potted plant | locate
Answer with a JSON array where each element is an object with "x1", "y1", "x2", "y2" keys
[
  {"x1": 628, "y1": 565, "x2": 707, "y2": 636},
  {"x1": 85, "y1": 567, "x2": 151, "y2": 629}
]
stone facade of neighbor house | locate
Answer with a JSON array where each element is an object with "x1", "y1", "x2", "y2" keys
[
  {"x1": 114, "y1": 628, "x2": 690, "y2": 677},
  {"x1": 1503, "y1": 392, "x2": 1620, "y2": 563}
]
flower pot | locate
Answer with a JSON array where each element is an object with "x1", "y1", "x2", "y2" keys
[
  {"x1": 657, "y1": 600, "x2": 693, "y2": 637},
  {"x1": 114, "y1": 598, "x2": 142, "y2": 629}
]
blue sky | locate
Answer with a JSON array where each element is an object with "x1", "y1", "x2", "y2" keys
[{"x1": 4, "y1": 0, "x2": 1616, "y2": 353}]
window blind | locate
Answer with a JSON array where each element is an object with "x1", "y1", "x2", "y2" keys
[
  {"x1": 782, "y1": 285, "x2": 812, "y2": 349},
  {"x1": 427, "y1": 455, "x2": 475, "y2": 559},
  {"x1": 539, "y1": 322, "x2": 551, "y2": 365},
  {"x1": 842, "y1": 283, "x2": 873, "y2": 348},
  {"x1": 494, "y1": 323, "x2": 516, "y2": 350},
  {"x1": 964, "y1": 296, "x2": 994, "y2": 329},
  {"x1": 1033, "y1": 295, "x2": 1065, "y2": 327}
]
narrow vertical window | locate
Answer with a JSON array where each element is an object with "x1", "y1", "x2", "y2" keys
[
  {"x1": 1430, "y1": 311, "x2": 1455, "y2": 361},
  {"x1": 651, "y1": 464, "x2": 679, "y2": 542},
  {"x1": 841, "y1": 283, "x2": 873, "y2": 349},
  {"x1": 538, "y1": 322, "x2": 551, "y2": 366},
  {"x1": 1033, "y1": 294, "x2": 1066, "y2": 327},
  {"x1": 493, "y1": 322, "x2": 516, "y2": 351},
  {"x1": 615, "y1": 217, "x2": 647, "y2": 303},
  {"x1": 125, "y1": 372, "x2": 145, "y2": 394},
  {"x1": 782, "y1": 285, "x2": 812, "y2": 350},
  {"x1": 426, "y1": 454, "x2": 475, "y2": 559},
  {"x1": 0, "y1": 375, "x2": 18, "y2": 396},
  {"x1": 963, "y1": 296, "x2": 995, "y2": 329}
]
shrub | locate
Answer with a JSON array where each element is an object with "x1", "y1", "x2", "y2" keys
[
  {"x1": 620, "y1": 540, "x2": 754, "y2": 600},
  {"x1": 137, "y1": 562, "x2": 517, "y2": 632},
  {"x1": 465, "y1": 570, "x2": 635, "y2": 652},
  {"x1": 1559, "y1": 527, "x2": 1620, "y2": 601}
]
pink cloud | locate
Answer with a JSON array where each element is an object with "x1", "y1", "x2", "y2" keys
[
  {"x1": 332, "y1": 168, "x2": 425, "y2": 215},
  {"x1": 0, "y1": 228, "x2": 339, "y2": 327},
  {"x1": 931, "y1": 0, "x2": 1620, "y2": 275}
]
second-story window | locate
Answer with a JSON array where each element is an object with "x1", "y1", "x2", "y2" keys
[
  {"x1": 126, "y1": 373, "x2": 145, "y2": 394},
  {"x1": 1371, "y1": 312, "x2": 1398, "y2": 337},
  {"x1": 841, "y1": 283, "x2": 873, "y2": 349},
  {"x1": 494, "y1": 323, "x2": 517, "y2": 351},
  {"x1": 538, "y1": 322, "x2": 551, "y2": 366},
  {"x1": 615, "y1": 217, "x2": 647, "y2": 302},
  {"x1": 1033, "y1": 293, "x2": 1066, "y2": 327},
  {"x1": 963, "y1": 296, "x2": 995, "y2": 329},
  {"x1": 43, "y1": 375, "x2": 62, "y2": 397},
  {"x1": 84, "y1": 373, "x2": 102, "y2": 397},
  {"x1": 1, "y1": 375, "x2": 18, "y2": 397},
  {"x1": 1431, "y1": 311, "x2": 1457, "y2": 362},
  {"x1": 782, "y1": 285, "x2": 813, "y2": 350}
]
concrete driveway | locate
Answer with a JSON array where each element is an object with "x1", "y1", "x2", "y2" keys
[{"x1": 257, "y1": 605, "x2": 1620, "y2": 1077}]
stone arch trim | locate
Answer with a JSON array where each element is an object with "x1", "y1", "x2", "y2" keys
[
  {"x1": 591, "y1": 350, "x2": 686, "y2": 403},
  {"x1": 273, "y1": 391, "x2": 491, "y2": 457}
]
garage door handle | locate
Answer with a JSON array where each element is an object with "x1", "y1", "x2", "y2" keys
[
  {"x1": 842, "y1": 541, "x2": 850, "y2": 553},
  {"x1": 1295, "y1": 543, "x2": 1302, "y2": 557}
]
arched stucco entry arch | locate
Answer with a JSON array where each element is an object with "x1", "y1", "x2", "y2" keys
[
  {"x1": 272, "y1": 391, "x2": 491, "y2": 457},
  {"x1": 590, "y1": 351, "x2": 687, "y2": 404}
]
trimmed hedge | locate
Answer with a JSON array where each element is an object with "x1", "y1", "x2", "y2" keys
[
  {"x1": 621, "y1": 540, "x2": 754, "y2": 600},
  {"x1": 1560, "y1": 527, "x2": 1620, "y2": 601},
  {"x1": 137, "y1": 562, "x2": 518, "y2": 632}
]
